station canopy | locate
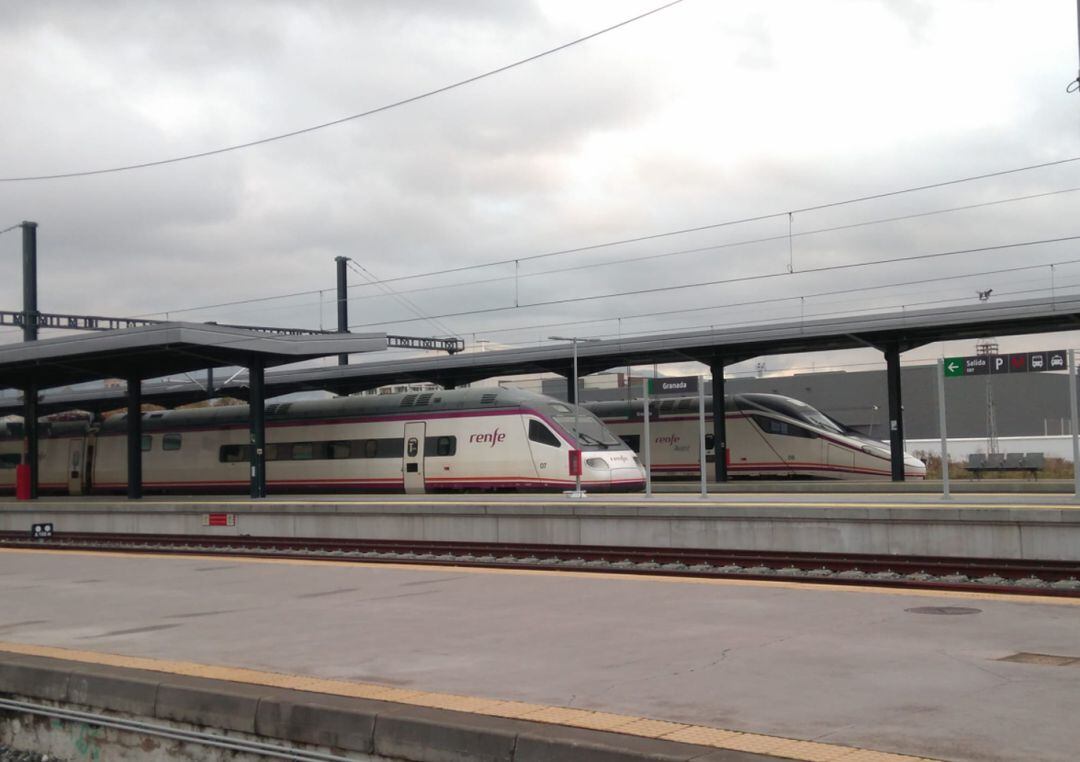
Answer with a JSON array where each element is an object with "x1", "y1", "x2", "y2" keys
[
  {"x1": 0, "y1": 322, "x2": 387, "y2": 392},
  {"x1": 4, "y1": 294, "x2": 1080, "y2": 412}
]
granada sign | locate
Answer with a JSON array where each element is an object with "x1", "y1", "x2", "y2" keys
[{"x1": 647, "y1": 376, "x2": 699, "y2": 395}]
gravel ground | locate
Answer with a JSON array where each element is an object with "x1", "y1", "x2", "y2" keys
[{"x1": 0, "y1": 746, "x2": 59, "y2": 762}]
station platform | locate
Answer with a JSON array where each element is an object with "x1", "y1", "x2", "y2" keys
[
  {"x1": 2, "y1": 492, "x2": 1080, "y2": 561},
  {"x1": 1, "y1": 546, "x2": 1077, "y2": 761}
]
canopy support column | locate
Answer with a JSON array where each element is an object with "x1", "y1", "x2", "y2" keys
[
  {"x1": 884, "y1": 341, "x2": 906, "y2": 482},
  {"x1": 126, "y1": 376, "x2": 142, "y2": 500},
  {"x1": 23, "y1": 382, "x2": 38, "y2": 499},
  {"x1": 709, "y1": 359, "x2": 727, "y2": 483},
  {"x1": 249, "y1": 355, "x2": 267, "y2": 499}
]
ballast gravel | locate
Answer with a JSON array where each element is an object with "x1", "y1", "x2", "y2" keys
[{"x1": 0, "y1": 745, "x2": 59, "y2": 762}]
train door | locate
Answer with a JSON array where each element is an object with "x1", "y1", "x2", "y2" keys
[
  {"x1": 403, "y1": 422, "x2": 426, "y2": 494},
  {"x1": 826, "y1": 441, "x2": 855, "y2": 477},
  {"x1": 67, "y1": 439, "x2": 84, "y2": 496}
]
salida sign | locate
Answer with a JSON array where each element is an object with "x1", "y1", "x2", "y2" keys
[
  {"x1": 943, "y1": 350, "x2": 1067, "y2": 377},
  {"x1": 647, "y1": 376, "x2": 699, "y2": 395}
]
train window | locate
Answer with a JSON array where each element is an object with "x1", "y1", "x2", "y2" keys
[
  {"x1": 0, "y1": 453, "x2": 20, "y2": 469},
  {"x1": 619, "y1": 434, "x2": 641, "y2": 453},
  {"x1": 407, "y1": 438, "x2": 419, "y2": 457},
  {"x1": 141, "y1": 435, "x2": 152, "y2": 452},
  {"x1": 292, "y1": 443, "x2": 315, "y2": 460},
  {"x1": 162, "y1": 434, "x2": 182, "y2": 451},
  {"x1": 363, "y1": 439, "x2": 379, "y2": 458},
  {"x1": 705, "y1": 434, "x2": 715, "y2": 451},
  {"x1": 751, "y1": 415, "x2": 817, "y2": 439},
  {"x1": 529, "y1": 420, "x2": 560, "y2": 448},
  {"x1": 219, "y1": 444, "x2": 250, "y2": 463},
  {"x1": 328, "y1": 441, "x2": 351, "y2": 459},
  {"x1": 266, "y1": 444, "x2": 287, "y2": 461},
  {"x1": 425, "y1": 436, "x2": 456, "y2": 457}
]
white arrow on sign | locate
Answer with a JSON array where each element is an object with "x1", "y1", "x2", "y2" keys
[{"x1": 947, "y1": 361, "x2": 960, "y2": 373}]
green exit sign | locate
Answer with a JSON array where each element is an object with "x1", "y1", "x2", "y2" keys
[{"x1": 943, "y1": 357, "x2": 964, "y2": 377}]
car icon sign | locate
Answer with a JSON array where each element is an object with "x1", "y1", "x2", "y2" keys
[{"x1": 1051, "y1": 354, "x2": 1065, "y2": 368}]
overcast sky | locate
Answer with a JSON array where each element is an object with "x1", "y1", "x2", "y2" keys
[{"x1": 2, "y1": 0, "x2": 1079, "y2": 381}]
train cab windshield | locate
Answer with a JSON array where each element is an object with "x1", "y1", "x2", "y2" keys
[
  {"x1": 546, "y1": 403, "x2": 623, "y2": 450},
  {"x1": 739, "y1": 394, "x2": 845, "y2": 435}
]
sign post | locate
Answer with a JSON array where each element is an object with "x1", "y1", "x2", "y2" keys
[
  {"x1": 1071, "y1": 350, "x2": 1080, "y2": 500},
  {"x1": 697, "y1": 376, "x2": 707, "y2": 497},
  {"x1": 643, "y1": 382, "x2": 651, "y2": 497},
  {"x1": 937, "y1": 358, "x2": 950, "y2": 500}
]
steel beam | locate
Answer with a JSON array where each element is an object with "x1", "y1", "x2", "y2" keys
[
  {"x1": 884, "y1": 341, "x2": 906, "y2": 481},
  {"x1": 126, "y1": 376, "x2": 142, "y2": 500},
  {"x1": 21, "y1": 222, "x2": 37, "y2": 342},
  {"x1": 249, "y1": 355, "x2": 267, "y2": 498},
  {"x1": 335, "y1": 256, "x2": 349, "y2": 366}
]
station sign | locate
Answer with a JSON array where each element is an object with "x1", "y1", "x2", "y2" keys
[
  {"x1": 30, "y1": 522, "x2": 53, "y2": 539},
  {"x1": 943, "y1": 350, "x2": 1067, "y2": 377},
  {"x1": 647, "y1": 376, "x2": 699, "y2": 395}
]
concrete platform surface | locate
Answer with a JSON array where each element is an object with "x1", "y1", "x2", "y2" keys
[
  {"x1": 1, "y1": 548, "x2": 1077, "y2": 761},
  {"x1": 5, "y1": 491, "x2": 1080, "y2": 506}
]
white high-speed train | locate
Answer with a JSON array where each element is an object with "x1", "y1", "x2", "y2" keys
[
  {"x1": 0, "y1": 388, "x2": 645, "y2": 495},
  {"x1": 584, "y1": 393, "x2": 926, "y2": 480}
]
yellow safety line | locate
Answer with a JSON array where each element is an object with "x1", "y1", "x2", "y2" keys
[
  {"x1": 0, "y1": 640, "x2": 938, "y2": 762},
  {"x1": 2, "y1": 497, "x2": 1079, "y2": 510},
  {"x1": 2, "y1": 546, "x2": 1077, "y2": 606}
]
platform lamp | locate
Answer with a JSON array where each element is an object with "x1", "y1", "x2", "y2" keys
[{"x1": 549, "y1": 335, "x2": 600, "y2": 498}]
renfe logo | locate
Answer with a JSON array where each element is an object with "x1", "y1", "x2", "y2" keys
[
  {"x1": 655, "y1": 434, "x2": 681, "y2": 446},
  {"x1": 470, "y1": 428, "x2": 507, "y2": 447}
]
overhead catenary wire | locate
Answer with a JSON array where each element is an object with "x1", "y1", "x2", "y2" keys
[
  {"x1": 131, "y1": 169, "x2": 1080, "y2": 320},
  {"x1": 0, "y1": 0, "x2": 685, "y2": 182},
  {"x1": 348, "y1": 234, "x2": 1080, "y2": 329},
  {"x1": 325, "y1": 184, "x2": 1080, "y2": 308},
  {"x1": 489, "y1": 280, "x2": 1080, "y2": 351},
  {"x1": 344, "y1": 260, "x2": 461, "y2": 339},
  {"x1": 467, "y1": 256, "x2": 1080, "y2": 341}
]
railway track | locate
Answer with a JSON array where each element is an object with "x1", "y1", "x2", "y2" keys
[{"x1": 3, "y1": 531, "x2": 1078, "y2": 597}]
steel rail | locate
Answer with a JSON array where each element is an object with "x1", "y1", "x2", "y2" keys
[
  {"x1": 0, "y1": 697, "x2": 356, "y2": 762},
  {"x1": 3, "y1": 531, "x2": 1077, "y2": 597}
]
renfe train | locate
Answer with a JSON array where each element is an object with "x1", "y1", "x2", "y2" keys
[
  {"x1": 584, "y1": 393, "x2": 927, "y2": 480},
  {"x1": 0, "y1": 388, "x2": 645, "y2": 495}
]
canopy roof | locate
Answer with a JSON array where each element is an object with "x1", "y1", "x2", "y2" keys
[{"x1": 0, "y1": 322, "x2": 387, "y2": 391}]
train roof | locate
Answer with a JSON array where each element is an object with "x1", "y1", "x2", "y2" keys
[
  {"x1": 585, "y1": 395, "x2": 739, "y2": 418},
  {"x1": 0, "y1": 418, "x2": 91, "y2": 440},
  {"x1": 584, "y1": 393, "x2": 830, "y2": 419},
  {"x1": 96, "y1": 386, "x2": 571, "y2": 433}
]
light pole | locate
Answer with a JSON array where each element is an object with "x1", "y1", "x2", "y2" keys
[{"x1": 549, "y1": 335, "x2": 598, "y2": 497}]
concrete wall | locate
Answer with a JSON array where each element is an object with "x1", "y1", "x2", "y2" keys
[{"x1": 3, "y1": 500, "x2": 1078, "y2": 561}]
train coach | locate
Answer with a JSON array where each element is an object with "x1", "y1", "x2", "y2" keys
[
  {"x1": 0, "y1": 388, "x2": 645, "y2": 495},
  {"x1": 584, "y1": 393, "x2": 926, "y2": 480}
]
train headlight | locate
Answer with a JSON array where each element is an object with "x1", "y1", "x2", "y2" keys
[{"x1": 585, "y1": 458, "x2": 609, "y2": 470}]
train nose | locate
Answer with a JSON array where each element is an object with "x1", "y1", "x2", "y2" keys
[
  {"x1": 585, "y1": 455, "x2": 646, "y2": 490},
  {"x1": 905, "y1": 453, "x2": 927, "y2": 479}
]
